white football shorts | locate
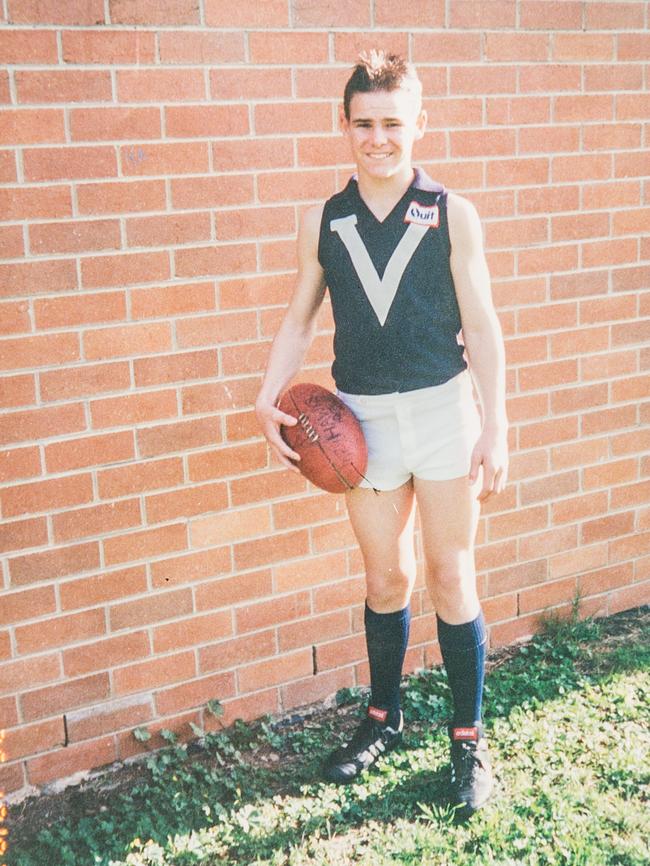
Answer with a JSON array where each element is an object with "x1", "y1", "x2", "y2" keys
[{"x1": 336, "y1": 370, "x2": 481, "y2": 491}]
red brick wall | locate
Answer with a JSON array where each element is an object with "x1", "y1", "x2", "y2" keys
[{"x1": 1, "y1": 0, "x2": 649, "y2": 796}]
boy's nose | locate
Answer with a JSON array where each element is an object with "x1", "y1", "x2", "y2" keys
[{"x1": 369, "y1": 124, "x2": 388, "y2": 145}]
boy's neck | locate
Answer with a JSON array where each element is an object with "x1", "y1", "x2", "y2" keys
[{"x1": 355, "y1": 166, "x2": 416, "y2": 219}]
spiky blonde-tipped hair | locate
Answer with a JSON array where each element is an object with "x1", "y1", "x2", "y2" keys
[{"x1": 343, "y1": 50, "x2": 422, "y2": 119}]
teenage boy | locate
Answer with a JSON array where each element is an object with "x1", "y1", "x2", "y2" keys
[{"x1": 255, "y1": 52, "x2": 508, "y2": 815}]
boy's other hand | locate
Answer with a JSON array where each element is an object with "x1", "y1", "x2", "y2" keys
[{"x1": 468, "y1": 429, "x2": 508, "y2": 502}]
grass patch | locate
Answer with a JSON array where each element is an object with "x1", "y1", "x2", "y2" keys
[{"x1": 7, "y1": 606, "x2": 649, "y2": 866}]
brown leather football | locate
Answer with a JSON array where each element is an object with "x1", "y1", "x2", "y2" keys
[{"x1": 279, "y1": 383, "x2": 368, "y2": 493}]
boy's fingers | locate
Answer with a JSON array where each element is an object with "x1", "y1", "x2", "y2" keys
[
  {"x1": 256, "y1": 403, "x2": 301, "y2": 468},
  {"x1": 478, "y1": 466, "x2": 506, "y2": 501},
  {"x1": 476, "y1": 460, "x2": 495, "y2": 501},
  {"x1": 267, "y1": 430, "x2": 300, "y2": 463},
  {"x1": 275, "y1": 452, "x2": 300, "y2": 471},
  {"x1": 273, "y1": 445, "x2": 300, "y2": 469},
  {"x1": 276, "y1": 410, "x2": 298, "y2": 426}
]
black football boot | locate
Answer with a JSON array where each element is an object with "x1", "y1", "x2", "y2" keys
[
  {"x1": 448, "y1": 723, "x2": 494, "y2": 816},
  {"x1": 323, "y1": 705, "x2": 403, "y2": 784}
]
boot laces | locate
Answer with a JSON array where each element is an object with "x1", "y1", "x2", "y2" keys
[
  {"x1": 346, "y1": 718, "x2": 386, "y2": 756},
  {"x1": 453, "y1": 740, "x2": 486, "y2": 785}
]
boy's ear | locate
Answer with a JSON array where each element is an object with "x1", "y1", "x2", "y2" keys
[
  {"x1": 339, "y1": 103, "x2": 349, "y2": 132},
  {"x1": 414, "y1": 108, "x2": 427, "y2": 140}
]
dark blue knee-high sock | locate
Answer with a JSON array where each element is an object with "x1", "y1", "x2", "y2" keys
[
  {"x1": 364, "y1": 601, "x2": 411, "y2": 725},
  {"x1": 436, "y1": 610, "x2": 487, "y2": 727}
]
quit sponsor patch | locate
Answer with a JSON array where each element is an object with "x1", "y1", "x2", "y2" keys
[{"x1": 404, "y1": 200, "x2": 440, "y2": 227}]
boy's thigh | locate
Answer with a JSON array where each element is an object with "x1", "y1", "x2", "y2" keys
[
  {"x1": 345, "y1": 480, "x2": 417, "y2": 574},
  {"x1": 414, "y1": 474, "x2": 481, "y2": 565}
]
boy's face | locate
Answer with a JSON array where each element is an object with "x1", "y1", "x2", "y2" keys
[{"x1": 340, "y1": 87, "x2": 427, "y2": 182}]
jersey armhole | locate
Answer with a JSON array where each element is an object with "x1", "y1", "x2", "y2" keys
[{"x1": 316, "y1": 201, "x2": 329, "y2": 269}]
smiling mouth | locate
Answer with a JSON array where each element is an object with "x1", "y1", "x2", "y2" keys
[{"x1": 367, "y1": 153, "x2": 392, "y2": 159}]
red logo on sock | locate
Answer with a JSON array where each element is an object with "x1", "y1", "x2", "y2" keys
[
  {"x1": 368, "y1": 706, "x2": 388, "y2": 723},
  {"x1": 452, "y1": 726, "x2": 478, "y2": 741}
]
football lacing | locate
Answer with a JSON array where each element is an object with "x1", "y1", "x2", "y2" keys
[{"x1": 297, "y1": 412, "x2": 319, "y2": 443}]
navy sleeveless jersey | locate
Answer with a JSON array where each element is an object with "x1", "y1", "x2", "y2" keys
[{"x1": 317, "y1": 167, "x2": 467, "y2": 395}]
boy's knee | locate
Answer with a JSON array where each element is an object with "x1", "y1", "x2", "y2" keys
[
  {"x1": 366, "y1": 567, "x2": 413, "y2": 612},
  {"x1": 426, "y1": 549, "x2": 473, "y2": 583},
  {"x1": 426, "y1": 556, "x2": 477, "y2": 601}
]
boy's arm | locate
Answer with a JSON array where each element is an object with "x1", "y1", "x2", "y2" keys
[
  {"x1": 255, "y1": 203, "x2": 327, "y2": 470},
  {"x1": 447, "y1": 192, "x2": 508, "y2": 501}
]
